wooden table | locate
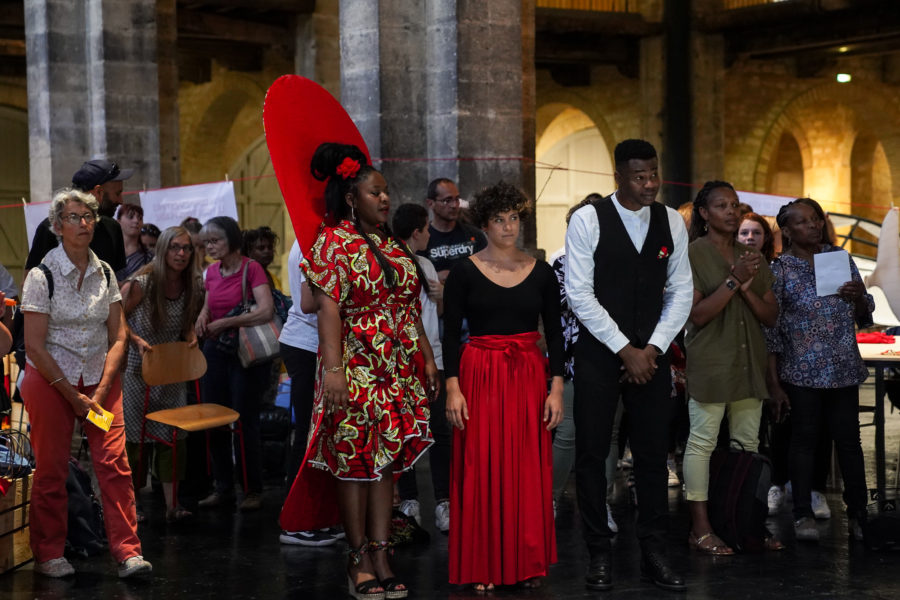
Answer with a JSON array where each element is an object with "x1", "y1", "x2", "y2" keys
[{"x1": 858, "y1": 341, "x2": 900, "y2": 508}]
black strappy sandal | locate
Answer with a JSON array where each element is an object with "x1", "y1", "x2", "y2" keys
[
  {"x1": 347, "y1": 542, "x2": 385, "y2": 600},
  {"x1": 368, "y1": 540, "x2": 408, "y2": 599}
]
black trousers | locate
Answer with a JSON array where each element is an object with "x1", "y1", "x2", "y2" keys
[
  {"x1": 398, "y1": 371, "x2": 451, "y2": 502},
  {"x1": 280, "y1": 343, "x2": 317, "y2": 486},
  {"x1": 574, "y1": 336, "x2": 673, "y2": 555},
  {"x1": 783, "y1": 383, "x2": 868, "y2": 520},
  {"x1": 202, "y1": 340, "x2": 269, "y2": 494}
]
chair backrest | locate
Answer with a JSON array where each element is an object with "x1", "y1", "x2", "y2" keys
[
  {"x1": 869, "y1": 285, "x2": 900, "y2": 328},
  {"x1": 141, "y1": 341, "x2": 207, "y2": 386}
]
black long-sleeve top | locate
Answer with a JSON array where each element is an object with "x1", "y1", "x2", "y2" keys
[{"x1": 442, "y1": 257, "x2": 565, "y2": 378}]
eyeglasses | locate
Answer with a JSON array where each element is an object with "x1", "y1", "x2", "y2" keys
[
  {"x1": 62, "y1": 212, "x2": 97, "y2": 225},
  {"x1": 141, "y1": 225, "x2": 160, "y2": 236},
  {"x1": 204, "y1": 237, "x2": 223, "y2": 246},
  {"x1": 105, "y1": 162, "x2": 120, "y2": 181},
  {"x1": 434, "y1": 196, "x2": 461, "y2": 206},
  {"x1": 167, "y1": 243, "x2": 193, "y2": 254}
]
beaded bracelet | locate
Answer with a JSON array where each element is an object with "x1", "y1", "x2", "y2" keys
[{"x1": 324, "y1": 366, "x2": 343, "y2": 374}]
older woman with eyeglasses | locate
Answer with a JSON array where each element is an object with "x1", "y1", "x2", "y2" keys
[
  {"x1": 194, "y1": 216, "x2": 274, "y2": 512},
  {"x1": 20, "y1": 188, "x2": 152, "y2": 579}
]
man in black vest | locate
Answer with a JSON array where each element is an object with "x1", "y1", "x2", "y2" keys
[{"x1": 565, "y1": 139, "x2": 692, "y2": 591}]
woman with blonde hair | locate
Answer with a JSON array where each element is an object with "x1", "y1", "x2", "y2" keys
[{"x1": 121, "y1": 226, "x2": 203, "y2": 522}]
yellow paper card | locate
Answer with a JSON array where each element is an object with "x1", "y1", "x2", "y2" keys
[{"x1": 86, "y1": 407, "x2": 114, "y2": 432}]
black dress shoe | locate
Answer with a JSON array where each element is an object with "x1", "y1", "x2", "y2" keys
[
  {"x1": 585, "y1": 552, "x2": 612, "y2": 591},
  {"x1": 640, "y1": 551, "x2": 686, "y2": 592}
]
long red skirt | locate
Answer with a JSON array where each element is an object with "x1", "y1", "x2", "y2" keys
[{"x1": 448, "y1": 332, "x2": 557, "y2": 585}]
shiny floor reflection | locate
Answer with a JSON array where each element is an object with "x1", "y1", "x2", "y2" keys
[{"x1": 5, "y1": 393, "x2": 900, "y2": 598}]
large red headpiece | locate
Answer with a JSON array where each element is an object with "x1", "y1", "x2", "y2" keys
[{"x1": 263, "y1": 75, "x2": 371, "y2": 253}]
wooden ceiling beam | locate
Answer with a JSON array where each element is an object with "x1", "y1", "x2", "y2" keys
[
  {"x1": 179, "y1": 0, "x2": 314, "y2": 13},
  {"x1": 178, "y1": 7, "x2": 291, "y2": 47}
]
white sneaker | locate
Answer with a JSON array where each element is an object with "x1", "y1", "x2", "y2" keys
[
  {"x1": 398, "y1": 499, "x2": 421, "y2": 525},
  {"x1": 434, "y1": 500, "x2": 450, "y2": 533},
  {"x1": 811, "y1": 490, "x2": 832, "y2": 520},
  {"x1": 607, "y1": 503, "x2": 618, "y2": 534},
  {"x1": 666, "y1": 460, "x2": 680, "y2": 488},
  {"x1": 34, "y1": 557, "x2": 74, "y2": 578},
  {"x1": 118, "y1": 555, "x2": 153, "y2": 578},
  {"x1": 767, "y1": 485, "x2": 784, "y2": 516}
]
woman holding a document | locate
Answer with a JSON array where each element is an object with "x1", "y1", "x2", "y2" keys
[{"x1": 765, "y1": 198, "x2": 873, "y2": 543}]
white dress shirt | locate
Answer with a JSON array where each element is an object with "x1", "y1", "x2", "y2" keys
[
  {"x1": 415, "y1": 255, "x2": 444, "y2": 371},
  {"x1": 564, "y1": 192, "x2": 693, "y2": 354}
]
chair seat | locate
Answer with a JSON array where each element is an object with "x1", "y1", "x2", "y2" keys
[{"x1": 146, "y1": 404, "x2": 239, "y2": 432}]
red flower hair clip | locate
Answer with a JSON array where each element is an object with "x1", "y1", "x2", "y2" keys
[
  {"x1": 336, "y1": 157, "x2": 361, "y2": 180},
  {"x1": 657, "y1": 246, "x2": 669, "y2": 259}
]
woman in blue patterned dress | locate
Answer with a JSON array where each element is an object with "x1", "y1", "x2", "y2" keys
[{"x1": 765, "y1": 198, "x2": 873, "y2": 543}]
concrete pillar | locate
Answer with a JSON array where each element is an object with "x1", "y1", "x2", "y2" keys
[
  {"x1": 24, "y1": 0, "x2": 162, "y2": 202},
  {"x1": 377, "y1": 1, "x2": 428, "y2": 205},
  {"x1": 691, "y1": 32, "x2": 725, "y2": 185},
  {"x1": 639, "y1": 36, "x2": 666, "y2": 165},
  {"x1": 157, "y1": 0, "x2": 179, "y2": 187},
  {"x1": 340, "y1": 0, "x2": 381, "y2": 162},
  {"x1": 339, "y1": 0, "x2": 535, "y2": 246},
  {"x1": 457, "y1": 0, "x2": 536, "y2": 247},
  {"x1": 425, "y1": 0, "x2": 459, "y2": 189}
]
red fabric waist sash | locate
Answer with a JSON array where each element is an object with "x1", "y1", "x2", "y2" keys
[{"x1": 466, "y1": 331, "x2": 541, "y2": 355}]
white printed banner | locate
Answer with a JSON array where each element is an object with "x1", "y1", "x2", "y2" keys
[
  {"x1": 138, "y1": 181, "x2": 238, "y2": 230},
  {"x1": 24, "y1": 201, "x2": 51, "y2": 247},
  {"x1": 735, "y1": 191, "x2": 793, "y2": 217}
]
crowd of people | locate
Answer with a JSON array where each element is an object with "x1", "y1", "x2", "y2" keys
[{"x1": 0, "y1": 138, "x2": 880, "y2": 595}]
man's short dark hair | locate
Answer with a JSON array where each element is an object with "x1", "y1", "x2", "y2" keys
[
  {"x1": 392, "y1": 202, "x2": 429, "y2": 240},
  {"x1": 427, "y1": 178, "x2": 455, "y2": 200},
  {"x1": 614, "y1": 139, "x2": 657, "y2": 168}
]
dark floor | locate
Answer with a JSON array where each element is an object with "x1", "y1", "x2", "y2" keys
[{"x1": 5, "y1": 386, "x2": 900, "y2": 599}]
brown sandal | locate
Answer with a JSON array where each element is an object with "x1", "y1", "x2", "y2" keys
[{"x1": 688, "y1": 532, "x2": 734, "y2": 555}]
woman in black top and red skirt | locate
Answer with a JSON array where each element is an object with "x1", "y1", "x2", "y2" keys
[{"x1": 444, "y1": 181, "x2": 565, "y2": 591}]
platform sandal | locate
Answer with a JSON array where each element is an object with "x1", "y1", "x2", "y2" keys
[
  {"x1": 348, "y1": 542, "x2": 385, "y2": 600},
  {"x1": 368, "y1": 540, "x2": 408, "y2": 599}
]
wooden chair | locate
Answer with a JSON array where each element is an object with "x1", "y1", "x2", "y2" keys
[{"x1": 139, "y1": 341, "x2": 247, "y2": 508}]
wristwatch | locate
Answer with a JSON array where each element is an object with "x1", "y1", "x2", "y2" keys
[{"x1": 725, "y1": 278, "x2": 738, "y2": 291}]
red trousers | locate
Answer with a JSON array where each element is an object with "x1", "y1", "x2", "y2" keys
[{"x1": 21, "y1": 365, "x2": 141, "y2": 563}]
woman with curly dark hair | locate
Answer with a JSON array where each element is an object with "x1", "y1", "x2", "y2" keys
[
  {"x1": 279, "y1": 143, "x2": 438, "y2": 600},
  {"x1": 444, "y1": 181, "x2": 564, "y2": 590}
]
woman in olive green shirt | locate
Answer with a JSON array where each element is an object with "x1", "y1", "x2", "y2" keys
[{"x1": 683, "y1": 181, "x2": 779, "y2": 554}]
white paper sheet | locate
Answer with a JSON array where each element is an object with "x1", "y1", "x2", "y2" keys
[{"x1": 814, "y1": 250, "x2": 851, "y2": 296}]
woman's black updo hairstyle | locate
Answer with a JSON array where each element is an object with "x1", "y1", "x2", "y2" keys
[
  {"x1": 775, "y1": 197, "x2": 832, "y2": 251},
  {"x1": 688, "y1": 180, "x2": 735, "y2": 242},
  {"x1": 310, "y1": 142, "x2": 426, "y2": 289}
]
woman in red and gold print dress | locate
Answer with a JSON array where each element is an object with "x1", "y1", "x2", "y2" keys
[{"x1": 280, "y1": 143, "x2": 438, "y2": 600}]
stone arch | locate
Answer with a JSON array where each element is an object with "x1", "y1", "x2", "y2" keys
[
  {"x1": 536, "y1": 91, "x2": 618, "y2": 163},
  {"x1": 227, "y1": 134, "x2": 290, "y2": 283},
  {"x1": 180, "y1": 69, "x2": 269, "y2": 185},
  {"x1": 534, "y1": 100, "x2": 616, "y2": 254},
  {"x1": 753, "y1": 82, "x2": 900, "y2": 206}
]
